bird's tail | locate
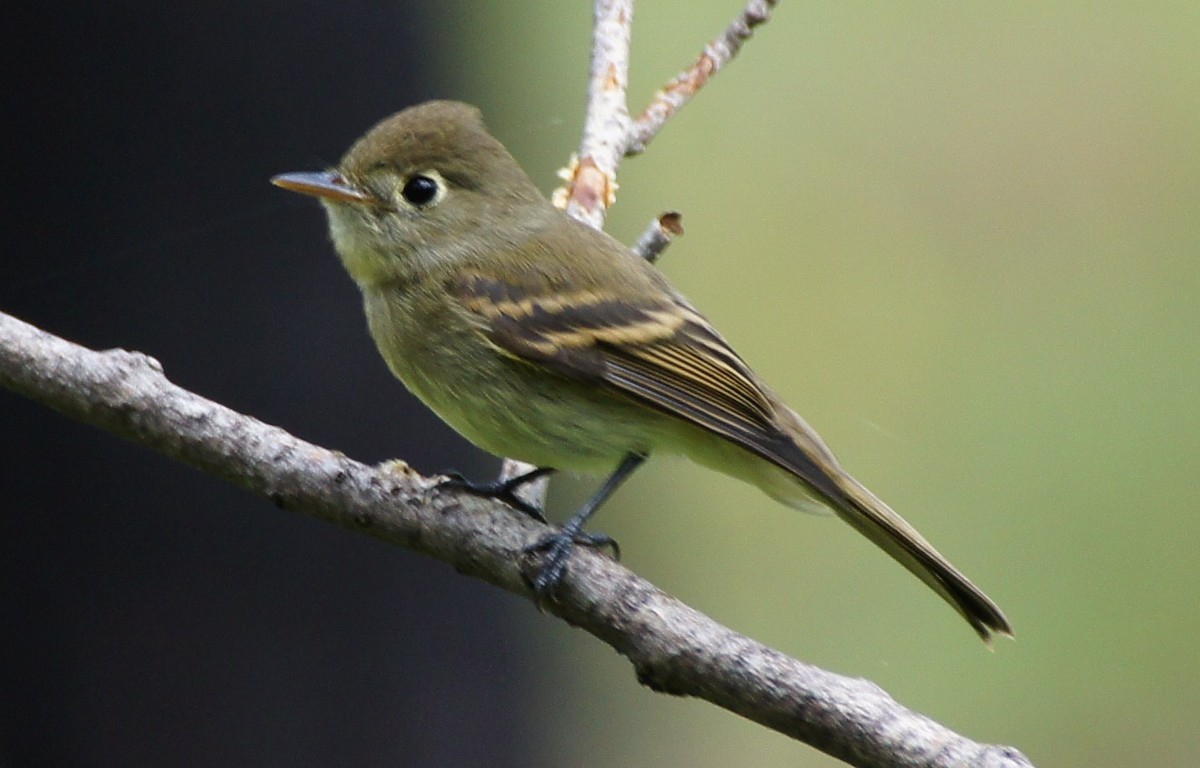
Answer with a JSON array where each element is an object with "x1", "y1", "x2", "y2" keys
[
  {"x1": 738, "y1": 406, "x2": 1013, "y2": 643},
  {"x1": 676, "y1": 391, "x2": 1012, "y2": 641},
  {"x1": 827, "y1": 475, "x2": 1012, "y2": 643}
]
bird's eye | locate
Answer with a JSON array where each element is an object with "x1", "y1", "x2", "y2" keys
[{"x1": 401, "y1": 174, "x2": 441, "y2": 207}]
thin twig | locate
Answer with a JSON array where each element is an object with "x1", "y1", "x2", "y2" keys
[
  {"x1": 629, "y1": 0, "x2": 779, "y2": 154},
  {"x1": 631, "y1": 211, "x2": 684, "y2": 263},
  {"x1": 0, "y1": 309, "x2": 1034, "y2": 768},
  {"x1": 556, "y1": 0, "x2": 780, "y2": 221}
]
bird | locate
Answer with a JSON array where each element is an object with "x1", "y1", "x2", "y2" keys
[{"x1": 272, "y1": 100, "x2": 1012, "y2": 642}]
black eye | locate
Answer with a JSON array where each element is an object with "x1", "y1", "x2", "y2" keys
[{"x1": 401, "y1": 175, "x2": 440, "y2": 206}]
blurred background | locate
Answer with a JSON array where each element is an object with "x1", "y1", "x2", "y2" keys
[{"x1": 2, "y1": 2, "x2": 1198, "y2": 766}]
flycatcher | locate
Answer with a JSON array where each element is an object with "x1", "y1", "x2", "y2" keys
[{"x1": 273, "y1": 100, "x2": 1011, "y2": 641}]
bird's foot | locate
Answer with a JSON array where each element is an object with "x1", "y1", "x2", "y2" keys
[
  {"x1": 438, "y1": 467, "x2": 554, "y2": 522},
  {"x1": 523, "y1": 524, "x2": 620, "y2": 600}
]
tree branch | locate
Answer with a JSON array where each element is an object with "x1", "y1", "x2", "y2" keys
[{"x1": 0, "y1": 309, "x2": 1032, "y2": 768}]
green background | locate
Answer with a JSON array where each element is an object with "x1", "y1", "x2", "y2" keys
[{"x1": 441, "y1": 3, "x2": 1199, "y2": 766}]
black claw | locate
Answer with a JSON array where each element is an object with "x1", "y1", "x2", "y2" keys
[
  {"x1": 572, "y1": 531, "x2": 620, "y2": 560},
  {"x1": 525, "y1": 531, "x2": 576, "y2": 597},
  {"x1": 438, "y1": 467, "x2": 554, "y2": 522},
  {"x1": 523, "y1": 527, "x2": 621, "y2": 599}
]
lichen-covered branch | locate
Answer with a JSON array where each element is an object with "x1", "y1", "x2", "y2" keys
[{"x1": 0, "y1": 310, "x2": 1034, "y2": 768}]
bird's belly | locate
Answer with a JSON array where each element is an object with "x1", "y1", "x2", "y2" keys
[
  {"x1": 366, "y1": 301, "x2": 670, "y2": 472},
  {"x1": 409, "y1": 359, "x2": 668, "y2": 472}
]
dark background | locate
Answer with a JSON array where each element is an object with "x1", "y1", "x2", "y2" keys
[{"x1": 1, "y1": 4, "x2": 534, "y2": 765}]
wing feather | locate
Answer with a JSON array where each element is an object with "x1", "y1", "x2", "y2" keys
[{"x1": 450, "y1": 270, "x2": 844, "y2": 496}]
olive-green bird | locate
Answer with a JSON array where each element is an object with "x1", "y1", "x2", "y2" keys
[{"x1": 273, "y1": 100, "x2": 1012, "y2": 642}]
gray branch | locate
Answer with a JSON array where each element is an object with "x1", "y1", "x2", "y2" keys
[{"x1": 0, "y1": 309, "x2": 1033, "y2": 768}]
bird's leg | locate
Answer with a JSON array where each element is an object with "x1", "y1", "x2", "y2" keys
[
  {"x1": 525, "y1": 452, "x2": 646, "y2": 598},
  {"x1": 439, "y1": 466, "x2": 556, "y2": 522}
]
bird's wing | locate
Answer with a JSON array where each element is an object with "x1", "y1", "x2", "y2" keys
[
  {"x1": 449, "y1": 269, "x2": 843, "y2": 501},
  {"x1": 451, "y1": 270, "x2": 1014, "y2": 641}
]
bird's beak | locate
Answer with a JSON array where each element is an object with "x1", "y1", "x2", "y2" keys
[{"x1": 271, "y1": 171, "x2": 382, "y2": 206}]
